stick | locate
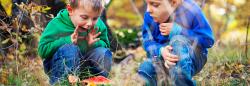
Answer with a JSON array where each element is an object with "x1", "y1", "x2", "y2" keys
[{"x1": 245, "y1": 17, "x2": 250, "y2": 59}]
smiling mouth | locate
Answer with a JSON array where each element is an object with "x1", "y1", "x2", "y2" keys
[{"x1": 78, "y1": 27, "x2": 87, "y2": 32}]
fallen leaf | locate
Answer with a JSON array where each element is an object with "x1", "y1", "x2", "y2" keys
[{"x1": 68, "y1": 75, "x2": 79, "y2": 84}]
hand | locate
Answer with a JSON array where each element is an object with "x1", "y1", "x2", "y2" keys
[
  {"x1": 86, "y1": 27, "x2": 101, "y2": 46},
  {"x1": 71, "y1": 24, "x2": 87, "y2": 44},
  {"x1": 159, "y1": 23, "x2": 173, "y2": 36},
  {"x1": 161, "y1": 46, "x2": 179, "y2": 69}
]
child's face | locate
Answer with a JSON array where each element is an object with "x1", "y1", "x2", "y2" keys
[
  {"x1": 146, "y1": 0, "x2": 178, "y2": 23},
  {"x1": 68, "y1": 2, "x2": 102, "y2": 30}
]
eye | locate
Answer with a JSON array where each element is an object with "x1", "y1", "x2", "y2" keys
[
  {"x1": 93, "y1": 17, "x2": 98, "y2": 21},
  {"x1": 151, "y1": 2, "x2": 159, "y2": 7},
  {"x1": 81, "y1": 15, "x2": 88, "y2": 20}
]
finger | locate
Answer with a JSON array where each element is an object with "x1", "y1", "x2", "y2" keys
[
  {"x1": 165, "y1": 55, "x2": 179, "y2": 62},
  {"x1": 160, "y1": 31, "x2": 170, "y2": 34},
  {"x1": 91, "y1": 38, "x2": 100, "y2": 44},
  {"x1": 93, "y1": 32, "x2": 101, "y2": 38},
  {"x1": 159, "y1": 26, "x2": 167, "y2": 30},
  {"x1": 167, "y1": 53, "x2": 179, "y2": 59},
  {"x1": 75, "y1": 31, "x2": 79, "y2": 38},
  {"x1": 88, "y1": 38, "x2": 100, "y2": 45},
  {"x1": 159, "y1": 28, "x2": 171, "y2": 35},
  {"x1": 159, "y1": 28, "x2": 170, "y2": 35},
  {"x1": 72, "y1": 38, "x2": 78, "y2": 44},
  {"x1": 160, "y1": 24, "x2": 172, "y2": 31},
  {"x1": 159, "y1": 27, "x2": 166, "y2": 32},
  {"x1": 160, "y1": 26, "x2": 171, "y2": 32},
  {"x1": 94, "y1": 38, "x2": 100, "y2": 42},
  {"x1": 72, "y1": 31, "x2": 78, "y2": 40},
  {"x1": 160, "y1": 32, "x2": 168, "y2": 35},
  {"x1": 160, "y1": 23, "x2": 172, "y2": 27},
  {"x1": 164, "y1": 61, "x2": 169, "y2": 69},
  {"x1": 165, "y1": 46, "x2": 173, "y2": 51},
  {"x1": 72, "y1": 33, "x2": 79, "y2": 44},
  {"x1": 159, "y1": 25, "x2": 167, "y2": 28},
  {"x1": 72, "y1": 40, "x2": 77, "y2": 44},
  {"x1": 159, "y1": 23, "x2": 168, "y2": 27},
  {"x1": 74, "y1": 25, "x2": 80, "y2": 33},
  {"x1": 166, "y1": 60, "x2": 176, "y2": 66},
  {"x1": 73, "y1": 27, "x2": 80, "y2": 38}
]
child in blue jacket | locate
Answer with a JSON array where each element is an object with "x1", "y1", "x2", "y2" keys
[{"x1": 138, "y1": 0, "x2": 214, "y2": 85}]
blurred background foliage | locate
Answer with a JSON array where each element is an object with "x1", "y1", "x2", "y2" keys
[{"x1": 0, "y1": 0, "x2": 250, "y2": 85}]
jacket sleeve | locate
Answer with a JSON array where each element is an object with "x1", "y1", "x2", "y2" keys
[
  {"x1": 179, "y1": 10, "x2": 215, "y2": 49},
  {"x1": 142, "y1": 13, "x2": 164, "y2": 57},
  {"x1": 38, "y1": 23, "x2": 72, "y2": 59}
]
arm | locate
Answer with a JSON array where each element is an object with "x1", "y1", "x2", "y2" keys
[
  {"x1": 142, "y1": 13, "x2": 165, "y2": 57},
  {"x1": 169, "y1": 10, "x2": 215, "y2": 49},
  {"x1": 38, "y1": 23, "x2": 72, "y2": 59}
]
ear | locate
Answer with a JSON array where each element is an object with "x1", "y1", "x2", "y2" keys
[{"x1": 67, "y1": 4, "x2": 73, "y2": 16}]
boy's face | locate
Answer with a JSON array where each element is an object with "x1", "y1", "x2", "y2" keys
[
  {"x1": 68, "y1": 2, "x2": 102, "y2": 30},
  {"x1": 146, "y1": 0, "x2": 178, "y2": 23}
]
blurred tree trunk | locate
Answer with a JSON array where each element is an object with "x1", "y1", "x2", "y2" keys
[
  {"x1": 99, "y1": 0, "x2": 123, "y2": 52},
  {"x1": 46, "y1": 0, "x2": 66, "y2": 17},
  {"x1": 246, "y1": 17, "x2": 250, "y2": 59},
  {"x1": 100, "y1": 9, "x2": 122, "y2": 52}
]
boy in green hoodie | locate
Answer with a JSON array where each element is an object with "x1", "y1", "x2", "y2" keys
[{"x1": 38, "y1": 0, "x2": 112, "y2": 84}]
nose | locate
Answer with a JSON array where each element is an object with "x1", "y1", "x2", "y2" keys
[
  {"x1": 84, "y1": 19, "x2": 93, "y2": 29},
  {"x1": 146, "y1": 5, "x2": 153, "y2": 14}
]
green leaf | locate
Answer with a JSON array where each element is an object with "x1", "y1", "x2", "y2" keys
[{"x1": 1, "y1": 38, "x2": 10, "y2": 44}]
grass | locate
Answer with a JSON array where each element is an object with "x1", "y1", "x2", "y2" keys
[
  {"x1": 0, "y1": 42, "x2": 250, "y2": 86},
  {"x1": 193, "y1": 43, "x2": 250, "y2": 86}
]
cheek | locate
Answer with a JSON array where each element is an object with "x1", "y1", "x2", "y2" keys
[
  {"x1": 160, "y1": 11, "x2": 169, "y2": 18},
  {"x1": 78, "y1": 20, "x2": 88, "y2": 27},
  {"x1": 158, "y1": 11, "x2": 169, "y2": 22},
  {"x1": 70, "y1": 16, "x2": 78, "y2": 26},
  {"x1": 154, "y1": 9, "x2": 166, "y2": 19},
  {"x1": 73, "y1": 17, "x2": 87, "y2": 25},
  {"x1": 93, "y1": 20, "x2": 98, "y2": 25}
]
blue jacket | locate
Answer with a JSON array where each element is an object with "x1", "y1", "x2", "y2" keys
[{"x1": 142, "y1": 0, "x2": 215, "y2": 57}]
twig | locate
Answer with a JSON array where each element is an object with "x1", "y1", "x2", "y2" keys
[
  {"x1": 200, "y1": 0, "x2": 206, "y2": 8},
  {"x1": 245, "y1": 17, "x2": 250, "y2": 59},
  {"x1": 14, "y1": 0, "x2": 30, "y2": 80},
  {"x1": 129, "y1": 0, "x2": 143, "y2": 23}
]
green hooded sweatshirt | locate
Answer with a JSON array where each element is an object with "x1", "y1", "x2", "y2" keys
[{"x1": 38, "y1": 9, "x2": 110, "y2": 60}]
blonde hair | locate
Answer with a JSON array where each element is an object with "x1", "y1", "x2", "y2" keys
[{"x1": 69, "y1": 0, "x2": 104, "y2": 13}]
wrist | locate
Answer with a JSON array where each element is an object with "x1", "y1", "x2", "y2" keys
[{"x1": 159, "y1": 47, "x2": 164, "y2": 57}]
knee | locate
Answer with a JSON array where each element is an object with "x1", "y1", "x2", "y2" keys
[
  {"x1": 169, "y1": 35, "x2": 191, "y2": 46},
  {"x1": 169, "y1": 35, "x2": 194, "y2": 60},
  {"x1": 90, "y1": 47, "x2": 112, "y2": 60},
  {"x1": 54, "y1": 44, "x2": 81, "y2": 60},
  {"x1": 138, "y1": 60, "x2": 156, "y2": 79}
]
